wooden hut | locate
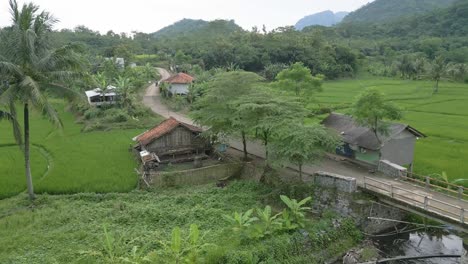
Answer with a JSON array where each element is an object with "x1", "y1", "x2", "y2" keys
[{"x1": 134, "y1": 117, "x2": 210, "y2": 163}]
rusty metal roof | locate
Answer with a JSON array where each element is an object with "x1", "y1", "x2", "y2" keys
[
  {"x1": 136, "y1": 117, "x2": 202, "y2": 145},
  {"x1": 163, "y1": 73, "x2": 194, "y2": 84}
]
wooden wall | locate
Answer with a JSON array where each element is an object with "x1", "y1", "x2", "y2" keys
[{"x1": 145, "y1": 126, "x2": 206, "y2": 154}]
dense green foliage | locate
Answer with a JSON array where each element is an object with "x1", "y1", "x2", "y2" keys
[
  {"x1": 0, "y1": 182, "x2": 362, "y2": 263},
  {"x1": 30, "y1": 19, "x2": 359, "y2": 79},
  {"x1": 342, "y1": 0, "x2": 456, "y2": 23},
  {"x1": 351, "y1": 88, "x2": 402, "y2": 142},
  {"x1": 151, "y1": 19, "x2": 243, "y2": 39}
]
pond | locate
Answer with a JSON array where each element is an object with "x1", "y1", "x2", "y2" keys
[{"x1": 372, "y1": 228, "x2": 467, "y2": 263}]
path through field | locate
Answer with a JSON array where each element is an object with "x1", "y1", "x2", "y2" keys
[{"x1": 143, "y1": 69, "x2": 468, "y2": 227}]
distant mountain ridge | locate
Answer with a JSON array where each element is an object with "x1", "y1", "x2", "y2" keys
[
  {"x1": 342, "y1": 0, "x2": 457, "y2": 23},
  {"x1": 151, "y1": 18, "x2": 243, "y2": 39},
  {"x1": 295, "y1": 10, "x2": 348, "y2": 30}
]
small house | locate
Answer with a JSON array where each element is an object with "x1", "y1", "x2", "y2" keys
[
  {"x1": 84, "y1": 85, "x2": 118, "y2": 106},
  {"x1": 134, "y1": 117, "x2": 210, "y2": 163},
  {"x1": 163, "y1": 73, "x2": 194, "y2": 96},
  {"x1": 322, "y1": 113, "x2": 426, "y2": 170}
]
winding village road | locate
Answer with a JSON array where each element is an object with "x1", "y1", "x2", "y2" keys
[{"x1": 143, "y1": 68, "x2": 468, "y2": 228}]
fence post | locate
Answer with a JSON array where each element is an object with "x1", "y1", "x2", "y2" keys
[
  {"x1": 425, "y1": 177, "x2": 430, "y2": 190},
  {"x1": 424, "y1": 196, "x2": 429, "y2": 210},
  {"x1": 391, "y1": 185, "x2": 394, "y2": 198},
  {"x1": 459, "y1": 187, "x2": 464, "y2": 200},
  {"x1": 461, "y1": 208, "x2": 465, "y2": 224},
  {"x1": 364, "y1": 177, "x2": 367, "y2": 189}
]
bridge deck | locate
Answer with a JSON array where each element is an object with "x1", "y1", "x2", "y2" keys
[{"x1": 362, "y1": 176, "x2": 467, "y2": 227}]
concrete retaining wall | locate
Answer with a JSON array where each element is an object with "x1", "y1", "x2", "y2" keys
[
  {"x1": 314, "y1": 171, "x2": 357, "y2": 193},
  {"x1": 144, "y1": 163, "x2": 243, "y2": 187},
  {"x1": 378, "y1": 160, "x2": 407, "y2": 178}
]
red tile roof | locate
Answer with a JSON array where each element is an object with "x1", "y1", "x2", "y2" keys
[
  {"x1": 163, "y1": 73, "x2": 194, "y2": 84},
  {"x1": 136, "y1": 117, "x2": 202, "y2": 145}
]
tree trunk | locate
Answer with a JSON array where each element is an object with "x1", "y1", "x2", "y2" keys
[
  {"x1": 24, "y1": 103, "x2": 35, "y2": 200},
  {"x1": 241, "y1": 130, "x2": 248, "y2": 161},
  {"x1": 299, "y1": 163, "x2": 303, "y2": 182},
  {"x1": 434, "y1": 79, "x2": 439, "y2": 94}
]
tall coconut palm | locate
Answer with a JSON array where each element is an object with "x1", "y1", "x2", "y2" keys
[{"x1": 0, "y1": 0, "x2": 83, "y2": 200}]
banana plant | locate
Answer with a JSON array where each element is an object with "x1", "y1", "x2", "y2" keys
[
  {"x1": 280, "y1": 195, "x2": 312, "y2": 228},
  {"x1": 255, "y1": 205, "x2": 282, "y2": 236},
  {"x1": 153, "y1": 224, "x2": 212, "y2": 264},
  {"x1": 223, "y1": 209, "x2": 258, "y2": 232}
]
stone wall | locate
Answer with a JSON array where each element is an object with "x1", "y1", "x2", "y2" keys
[
  {"x1": 311, "y1": 171, "x2": 406, "y2": 234},
  {"x1": 314, "y1": 171, "x2": 357, "y2": 193},
  {"x1": 378, "y1": 160, "x2": 407, "y2": 178},
  {"x1": 144, "y1": 163, "x2": 243, "y2": 187}
]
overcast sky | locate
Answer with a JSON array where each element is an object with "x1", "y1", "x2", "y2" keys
[{"x1": 0, "y1": 0, "x2": 373, "y2": 34}]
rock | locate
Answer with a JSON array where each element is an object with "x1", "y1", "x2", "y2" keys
[{"x1": 343, "y1": 250, "x2": 360, "y2": 264}]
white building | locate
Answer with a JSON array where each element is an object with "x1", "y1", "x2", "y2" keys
[
  {"x1": 85, "y1": 85, "x2": 118, "y2": 106},
  {"x1": 163, "y1": 73, "x2": 194, "y2": 96}
]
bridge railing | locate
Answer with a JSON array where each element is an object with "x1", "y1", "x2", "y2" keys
[
  {"x1": 402, "y1": 173, "x2": 468, "y2": 201},
  {"x1": 363, "y1": 177, "x2": 467, "y2": 224}
]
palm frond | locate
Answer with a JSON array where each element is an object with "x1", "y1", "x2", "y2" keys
[
  {"x1": 0, "y1": 84, "x2": 18, "y2": 105},
  {"x1": 21, "y1": 75, "x2": 62, "y2": 129},
  {"x1": 0, "y1": 105, "x2": 23, "y2": 147},
  {"x1": 0, "y1": 60, "x2": 23, "y2": 78},
  {"x1": 37, "y1": 44, "x2": 84, "y2": 74},
  {"x1": 49, "y1": 82, "x2": 85, "y2": 101}
]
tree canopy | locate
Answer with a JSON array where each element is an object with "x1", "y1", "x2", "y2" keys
[{"x1": 351, "y1": 88, "x2": 402, "y2": 144}]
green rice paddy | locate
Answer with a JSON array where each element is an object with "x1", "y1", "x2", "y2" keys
[{"x1": 0, "y1": 100, "x2": 148, "y2": 198}]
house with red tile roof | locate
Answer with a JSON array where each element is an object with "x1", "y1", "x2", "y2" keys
[
  {"x1": 134, "y1": 117, "x2": 210, "y2": 163},
  {"x1": 163, "y1": 72, "x2": 194, "y2": 95}
]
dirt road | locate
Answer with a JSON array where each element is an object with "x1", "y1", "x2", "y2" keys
[{"x1": 143, "y1": 68, "x2": 194, "y2": 124}]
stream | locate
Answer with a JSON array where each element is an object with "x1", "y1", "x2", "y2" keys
[{"x1": 372, "y1": 228, "x2": 467, "y2": 263}]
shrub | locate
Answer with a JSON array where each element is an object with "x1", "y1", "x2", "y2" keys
[
  {"x1": 83, "y1": 108, "x2": 101, "y2": 120},
  {"x1": 103, "y1": 108, "x2": 130, "y2": 123}
]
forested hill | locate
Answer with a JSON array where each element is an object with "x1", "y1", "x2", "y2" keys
[
  {"x1": 295, "y1": 11, "x2": 348, "y2": 30},
  {"x1": 151, "y1": 19, "x2": 243, "y2": 39},
  {"x1": 342, "y1": 0, "x2": 457, "y2": 23},
  {"x1": 337, "y1": 0, "x2": 468, "y2": 38}
]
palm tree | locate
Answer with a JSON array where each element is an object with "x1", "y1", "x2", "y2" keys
[
  {"x1": 113, "y1": 76, "x2": 134, "y2": 110},
  {"x1": 0, "y1": 0, "x2": 83, "y2": 200},
  {"x1": 93, "y1": 72, "x2": 111, "y2": 103},
  {"x1": 430, "y1": 56, "x2": 447, "y2": 94}
]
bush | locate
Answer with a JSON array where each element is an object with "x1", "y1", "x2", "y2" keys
[
  {"x1": 83, "y1": 108, "x2": 101, "y2": 120},
  {"x1": 103, "y1": 108, "x2": 130, "y2": 123}
]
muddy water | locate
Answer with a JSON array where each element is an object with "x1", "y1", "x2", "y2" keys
[{"x1": 372, "y1": 229, "x2": 466, "y2": 263}]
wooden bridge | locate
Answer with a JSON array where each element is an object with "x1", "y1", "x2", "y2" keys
[{"x1": 362, "y1": 176, "x2": 468, "y2": 231}]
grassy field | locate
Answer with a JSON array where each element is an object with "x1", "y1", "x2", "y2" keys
[
  {"x1": 0, "y1": 182, "x2": 360, "y2": 263},
  {"x1": 0, "y1": 100, "x2": 156, "y2": 198},
  {"x1": 319, "y1": 78, "x2": 468, "y2": 181}
]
